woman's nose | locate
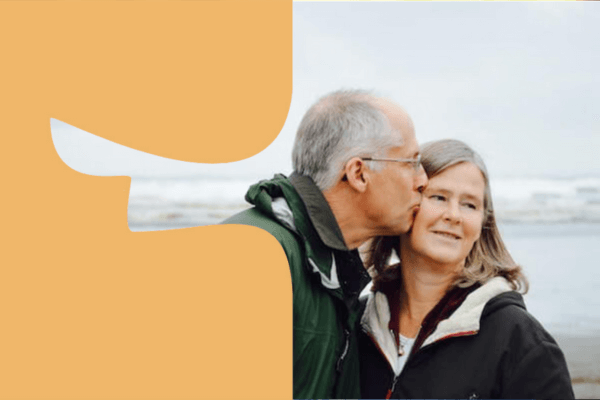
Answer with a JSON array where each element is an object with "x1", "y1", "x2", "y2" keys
[{"x1": 443, "y1": 201, "x2": 461, "y2": 223}]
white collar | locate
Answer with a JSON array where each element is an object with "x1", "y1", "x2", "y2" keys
[{"x1": 361, "y1": 276, "x2": 513, "y2": 372}]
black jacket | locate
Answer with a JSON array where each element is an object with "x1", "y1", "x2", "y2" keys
[{"x1": 359, "y1": 277, "x2": 574, "y2": 399}]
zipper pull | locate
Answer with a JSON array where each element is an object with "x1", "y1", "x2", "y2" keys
[
  {"x1": 386, "y1": 376, "x2": 398, "y2": 399},
  {"x1": 336, "y1": 328, "x2": 350, "y2": 372}
]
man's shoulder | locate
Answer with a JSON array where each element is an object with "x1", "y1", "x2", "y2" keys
[
  {"x1": 223, "y1": 207, "x2": 304, "y2": 259},
  {"x1": 224, "y1": 207, "x2": 286, "y2": 233}
]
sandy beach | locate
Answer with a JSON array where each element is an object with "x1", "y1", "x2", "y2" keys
[{"x1": 555, "y1": 334, "x2": 600, "y2": 399}]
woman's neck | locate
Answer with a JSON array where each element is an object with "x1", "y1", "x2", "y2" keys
[{"x1": 395, "y1": 250, "x2": 463, "y2": 338}]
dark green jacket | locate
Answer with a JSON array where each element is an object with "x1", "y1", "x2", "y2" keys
[{"x1": 223, "y1": 173, "x2": 370, "y2": 399}]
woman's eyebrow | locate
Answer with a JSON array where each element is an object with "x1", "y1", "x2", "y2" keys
[
  {"x1": 461, "y1": 193, "x2": 484, "y2": 203},
  {"x1": 425, "y1": 187, "x2": 451, "y2": 195}
]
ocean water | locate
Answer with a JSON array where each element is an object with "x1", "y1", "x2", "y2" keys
[
  {"x1": 499, "y1": 223, "x2": 600, "y2": 338},
  {"x1": 127, "y1": 175, "x2": 600, "y2": 228},
  {"x1": 127, "y1": 177, "x2": 254, "y2": 228}
]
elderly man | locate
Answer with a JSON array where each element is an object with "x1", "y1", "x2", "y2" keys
[{"x1": 224, "y1": 90, "x2": 427, "y2": 399}]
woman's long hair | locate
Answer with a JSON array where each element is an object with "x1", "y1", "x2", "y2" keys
[{"x1": 367, "y1": 139, "x2": 528, "y2": 293}]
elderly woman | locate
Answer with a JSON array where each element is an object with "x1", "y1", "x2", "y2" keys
[{"x1": 359, "y1": 139, "x2": 574, "y2": 399}]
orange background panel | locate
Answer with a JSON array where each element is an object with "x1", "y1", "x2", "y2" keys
[
  {"x1": 1, "y1": 1, "x2": 291, "y2": 163},
  {"x1": 0, "y1": 1, "x2": 292, "y2": 399}
]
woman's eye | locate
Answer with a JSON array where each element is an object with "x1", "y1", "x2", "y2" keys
[
  {"x1": 462, "y1": 202, "x2": 477, "y2": 210},
  {"x1": 430, "y1": 194, "x2": 446, "y2": 201}
]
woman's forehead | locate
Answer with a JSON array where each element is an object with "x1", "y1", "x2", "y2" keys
[{"x1": 428, "y1": 163, "x2": 485, "y2": 196}]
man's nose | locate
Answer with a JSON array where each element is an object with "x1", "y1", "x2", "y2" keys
[{"x1": 414, "y1": 165, "x2": 428, "y2": 193}]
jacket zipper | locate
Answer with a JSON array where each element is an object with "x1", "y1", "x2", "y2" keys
[
  {"x1": 336, "y1": 328, "x2": 350, "y2": 372},
  {"x1": 362, "y1": 329, "x2": 398, "y2": 399},
  {"x1": 385, "y1": 326, "x2": 419, "y2": 399},
  {"x1": 385, "y1": 331, "x2": 477, "y2": 400},
  {"x1": 386, "y1": 376, "x2": 399, "y2": 399},
  {"x1": 385, "y1": 346, "x2": 409, "y2": 399},
  {"x1": 382, "y1": 330, "x2": 478, "y2": 398}
]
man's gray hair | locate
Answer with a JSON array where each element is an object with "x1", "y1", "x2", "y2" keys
[{"x1": 292, "y1": 90, "x2": 401, "y2": 190}]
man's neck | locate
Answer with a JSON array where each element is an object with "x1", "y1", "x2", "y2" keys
[{"x1": 322, "y1": 188, "x2": 372, "y2": 250}]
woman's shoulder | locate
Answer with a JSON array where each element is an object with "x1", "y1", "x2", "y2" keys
[
  {"x1": 481, "y1": 290, "x2": 559, "y2": 347},
  {"x1": 478, "y1": 291, "x2": 574, "y2": 398}
]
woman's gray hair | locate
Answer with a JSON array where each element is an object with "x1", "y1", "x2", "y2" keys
[
  {"x1": 367, "y1": 139, "x2": 528, "y2": 293},
  {"x1": 292, "y1": 90, "x2": 400, "y2": 190}
]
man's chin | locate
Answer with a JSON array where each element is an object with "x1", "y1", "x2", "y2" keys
[
  {"x1": 390, "y1": 219, "x2": 413, "y2": 236},
  {"x1": 378, "y1": 214, "x2": 415, "y2": 236},
  {"x1": 401, "y1": 215, "x2": 416, "y2": 235}
]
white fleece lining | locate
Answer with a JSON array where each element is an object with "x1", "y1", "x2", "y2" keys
[
  {"x1": 272, "y1": 197, "x2": 340, "y2": 290},
  {"x1": 308, "y1": 257, "x2": 340, "y2": 289},
  {"x1": 421, "y1": 277, "x2": 512, "y2": 347},
  {"x1": 362, "y1": 276, "x2": 514, "y2": 369},
  {"x1": 388, "y1": 248, "x2": 401, "y2": 265},
  {"x1": 272, "y1": 197, "x2": 297, "y2": 232},
  {"x1": 361, "y1": 292, "x2": 403, "y2": 376}
]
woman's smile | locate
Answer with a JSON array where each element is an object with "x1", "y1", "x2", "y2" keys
[{"x1": 431, "y1": 230, "x2": 462, "y2": 241}]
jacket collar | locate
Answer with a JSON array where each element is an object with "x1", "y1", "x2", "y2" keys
[
  {"x1": 244, "y1": 173, "x2": 356, "y2": 294},
  {"x1": 288, "y1": 172, "x2": 348, "y2": 251},
  {"x1": 422, "y1": 277, "x2": 513, "y2": 347},
  {"x1": 361, "y1": 276, "x2": 513, "y2": 374},
  {"x1": 289, "y1": 173, "x2": 371, "y2": 303}
]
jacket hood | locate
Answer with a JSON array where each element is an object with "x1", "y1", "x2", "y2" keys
[
  {"x1": 422, "y1": 277, "x2": 518, "y2": 347},
  {"x1": 244, "y1": 174, "x2": 343, "y2": 292},
  {"x1": 361, "y1": 276, "x2": 521, "y2": 375},
  {"x1": 481, "y1": 288, "x2": 525, "y2": 318},
  {"x1": 245, "y1": 174, "x2": 297, "y2": 223}
]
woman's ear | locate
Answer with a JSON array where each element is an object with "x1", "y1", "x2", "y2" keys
[{"x1": 343, "y1": 157, "x2": 369, "y2": 193}]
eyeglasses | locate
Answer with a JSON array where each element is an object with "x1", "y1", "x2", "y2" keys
[{"x1": 362, "y1": 154, "x2": 422, "y2": 172}]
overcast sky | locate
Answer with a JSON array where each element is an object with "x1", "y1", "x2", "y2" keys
[{"x1": 52, "y1": 2, "x2": 600, "y2": 180}]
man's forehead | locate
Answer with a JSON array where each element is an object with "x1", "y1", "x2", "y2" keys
[
  {"x1": 383, "y1": 100, "x2": 413, "y2": 122},
  {"x1": 387, "y1": 143, "x2": 419, "y2": 159},
  {"x1": 374, "y1": 96, "x2": 419, "y2": 153},
  {"x1": 390, "y1": 129, "x2": 419, "y2": 154}
]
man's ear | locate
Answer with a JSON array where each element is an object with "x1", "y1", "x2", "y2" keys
[{"x1": 343, "y1": 157, "x2": 369, "y2": 193}]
